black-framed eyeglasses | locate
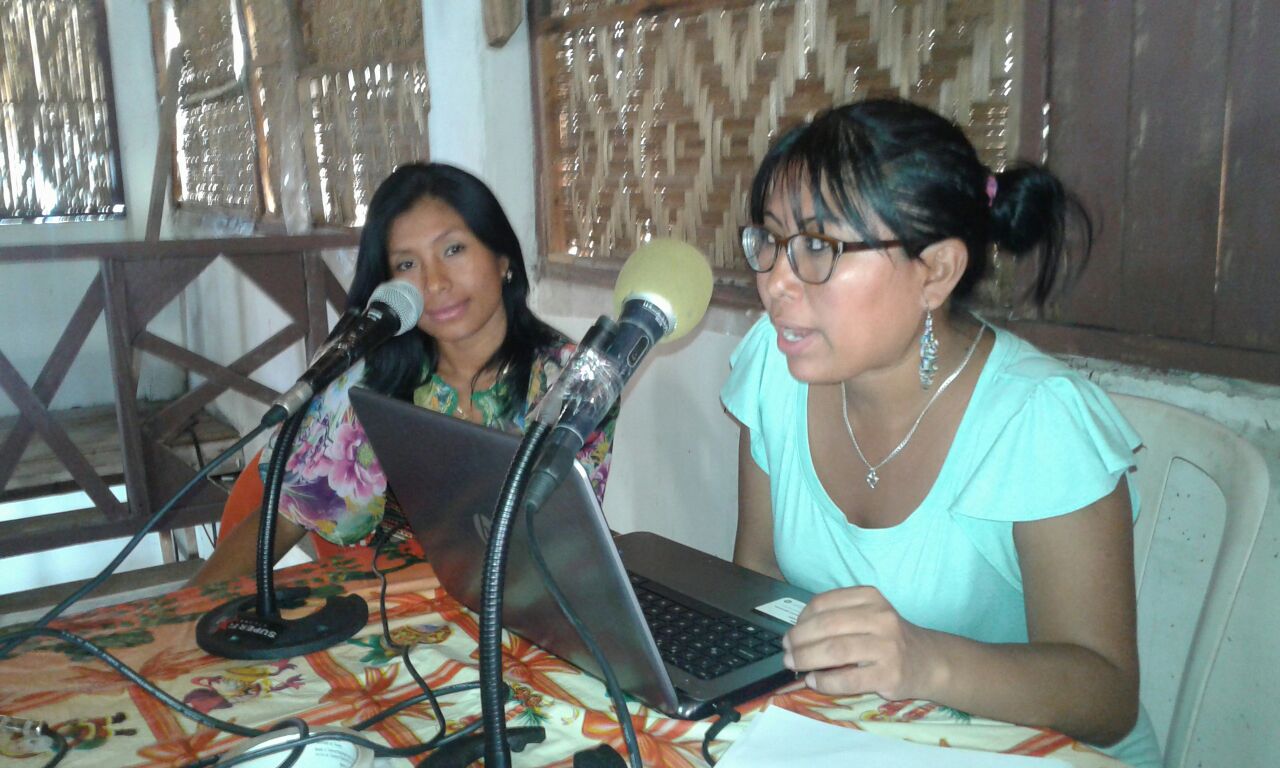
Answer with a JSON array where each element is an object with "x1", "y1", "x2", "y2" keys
[{"x1": 739, "y1": 225, "x2": 903, "y2": 285}]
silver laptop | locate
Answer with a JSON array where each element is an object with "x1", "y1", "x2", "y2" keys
[{"x1": 350, "y1": 387, "x2": 811, "y2": 720}]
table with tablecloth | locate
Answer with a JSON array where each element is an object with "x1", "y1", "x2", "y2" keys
[{"x1": 0, "y1": 545, "x2": 1125, "y2": 767}]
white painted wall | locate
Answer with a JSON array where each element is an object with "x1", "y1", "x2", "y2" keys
[
  {"x1": 422, "y1": 0, "x2": 538, "y2": 283},
  {"x1": 3, "y1": 3, "x2": 1275, "y2": 765}
]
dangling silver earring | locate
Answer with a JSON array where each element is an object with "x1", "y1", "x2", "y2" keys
[
  {"x1": 503, "y1": 269, "x2": 514, "y2": 284},
  {"x1": 919, "y1": 308, "x2": 939, "y2": 390}
]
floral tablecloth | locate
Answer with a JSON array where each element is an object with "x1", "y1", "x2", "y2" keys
[{"x1": 0, "y1": 546, "x2": 1123, "y2": 767}]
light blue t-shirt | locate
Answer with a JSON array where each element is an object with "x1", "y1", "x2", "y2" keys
[{"x1": 721, "y1": 315, "x2": 1160, "y2": 767}]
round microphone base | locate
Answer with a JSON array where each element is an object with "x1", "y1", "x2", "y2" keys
[{"x1": 195, "y1": 587, "x2": 368, "y2": 660}]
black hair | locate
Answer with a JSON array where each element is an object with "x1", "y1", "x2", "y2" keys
[
  {"x1": 748, "y1": 98, "x2": 1092, "y2": 306},
  {"x1": 347, "y1": 162, "x2": 561, "y2": 410}
]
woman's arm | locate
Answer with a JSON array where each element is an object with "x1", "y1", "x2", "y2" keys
[
  {"x1": 784, "y1": 482, "x2": 1139, "y2": 746},
  {"x1": 189, "y1": 507, "x2": 309, "y2": 587},
  {"x1": 733, "y1": 430, "x2": 783, "y2": 580}
]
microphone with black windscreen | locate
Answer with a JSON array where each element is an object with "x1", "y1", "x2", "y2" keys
[
  {"x1": 197, "y1": 279, "x2": 424, "y2": 660},
  {"x1": 263, "y1": 279, "x2": 424, "y2": 425}
]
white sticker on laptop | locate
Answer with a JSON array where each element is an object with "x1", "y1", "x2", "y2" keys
[{"x1": 753, "y1": 597, "x2": 806, "y2": 626}]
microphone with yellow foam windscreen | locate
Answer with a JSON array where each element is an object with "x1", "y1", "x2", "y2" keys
[
  {"x1": 475, "y1": 239, "x2": 713, "y2": 766},
  {"x1": 612, "y1": 237, "x2": 714, "y2": 344},
  {"x1": 526, "y1": 238, "x2": 712, "y2": 503}
]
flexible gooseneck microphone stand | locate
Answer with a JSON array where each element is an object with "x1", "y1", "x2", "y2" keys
[
  {"x1": 431, "y1": 242, "x2": 711, "y2": 764},
  {"x1": 196, "y1": 402, "x2": 369, "y2": 659},
  {"x1": 477, "y1": 420, "x2": 555, "y2": 765}
]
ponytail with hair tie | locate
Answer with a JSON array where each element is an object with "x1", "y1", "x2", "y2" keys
[{"x1": 748, "y1": 98, "x2": 1093, "y2": 309}]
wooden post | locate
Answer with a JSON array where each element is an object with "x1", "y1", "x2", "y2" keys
[
  {"x1": 483, "y1": 0, "x2": 523, "y2": 46},
  {"x1": 146, "y1": 43, "x2": 183, "y2": 242}
]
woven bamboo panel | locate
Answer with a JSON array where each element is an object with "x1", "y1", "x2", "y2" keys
[
  {"x1": 0, "y1": 0, "x2": 124, "y2": 220},
  {"x1": 537, "y1": 0, "x2": 1020, "y2": 283},
  {"x1": 298, "y1": 0, "x2": 422, "y2": 69},
  {"x1": 302, "y1": 61, "x2": 429, "y2": 226},
  {"x1": 549, "y1": 0, "x2": 632, "y2": 15},
  {"x1": 156, "y1": 0, "x2": 426, "y2": 226},
  {"x1": 172, "y1": 0, "x2": 259, "y2": 212},
  {"x1": 296, "y1": 0, "x2": 428, "y2": 226}
]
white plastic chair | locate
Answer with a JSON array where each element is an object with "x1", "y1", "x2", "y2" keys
[{"x1": 1110, "y1": 393, "x2": 1270, "y2": 768}]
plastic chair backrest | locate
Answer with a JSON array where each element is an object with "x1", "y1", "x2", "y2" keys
[{"x1": 1110, "y1": 393, "x2": 1269, "y2": 768}]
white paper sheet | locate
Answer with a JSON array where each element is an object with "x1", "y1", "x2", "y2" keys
[{"x1": 715, "y1": 706, "x2": 1071, "y2": 767}]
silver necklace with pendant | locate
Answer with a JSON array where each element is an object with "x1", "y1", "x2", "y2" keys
[{"x1": 840, "y1": 324, "x2": 985, "y2": 489}]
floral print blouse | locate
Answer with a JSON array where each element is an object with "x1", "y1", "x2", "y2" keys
[{"x1": 259, "y1": 341, "x2": 615, "y2": 546}]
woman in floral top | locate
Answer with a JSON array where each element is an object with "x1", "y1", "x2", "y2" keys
[{"x1": 192, "y1": 164, "x2": 615, "y2": 584}]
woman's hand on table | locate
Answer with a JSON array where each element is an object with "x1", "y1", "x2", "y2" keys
[{"x1": 781, "y1": 585, "x2": 941, "y2": 702}]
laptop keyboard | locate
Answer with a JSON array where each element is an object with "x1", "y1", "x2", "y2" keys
[{"x1": 629, "y1": 574, "x2": 785, "y2": 681}]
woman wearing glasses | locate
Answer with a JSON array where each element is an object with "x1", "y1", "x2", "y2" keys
[{"x1": 721, "y1": 99, "x2": 1159, "y2": 767}]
